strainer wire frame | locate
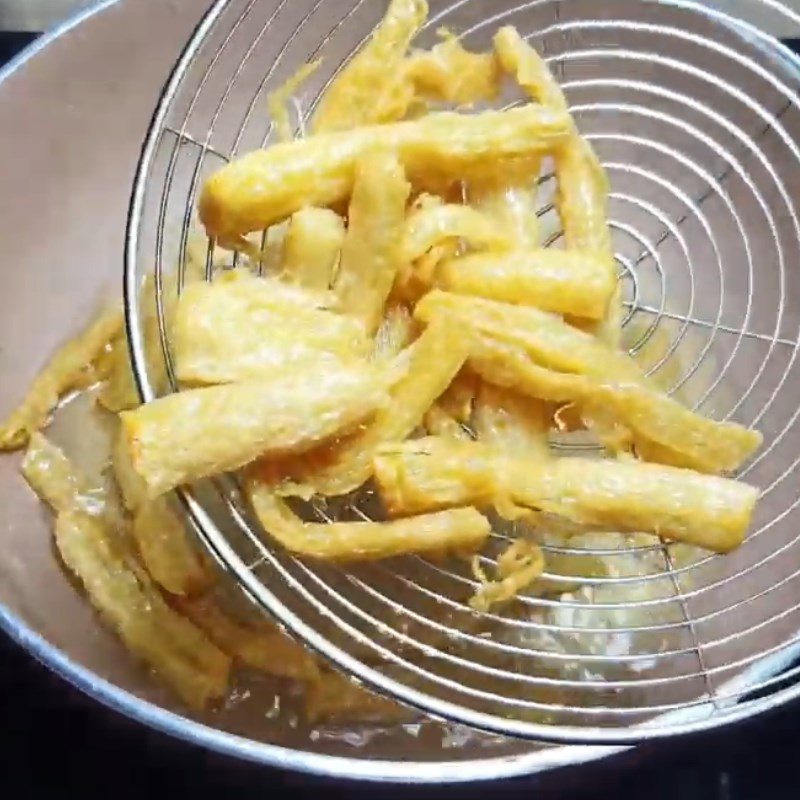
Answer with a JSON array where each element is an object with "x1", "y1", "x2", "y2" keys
[{"x1": 124, "y1": 0, "x2": 800, "y2": 744}]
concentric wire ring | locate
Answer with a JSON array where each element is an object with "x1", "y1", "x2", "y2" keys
[{"x1": 125, "y1": 0, "x2": 800, "y2": 743}]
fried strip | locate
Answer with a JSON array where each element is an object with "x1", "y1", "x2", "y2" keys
[
  {"x1": 494, "y1": 26, "x2": 567, "y2": 111},
  {"x1": 438, "y1": 249, "x2": 616, "y2": 320},
  {"x1": 132, "y1": 498, "x2": 212, "y2": 597},
  {"x1": 374, "y1": 438, "x2": 759, "y2": 553},
  {"x1": 200, "y1": 105, "x2": 574, "y2": 244},
  {"x1": 312, "y1": 0, "x2": 429, "y2": 133},
  {"x1": 372, "y1": 304, "x2": 415, "y2": 361},
  {"x1": 120, "y1": 363, "x2": 388, "y2": 499},
  {"x1": 174, "y1": 595, "x2": 320, "y2": 680},
  {"x1": 494, "y1": 26, "x2": 620, "y2": 342},
  {"x1": 173, "y1": 271, "x2": 368, "y2": 385},
  {"x1": 415, "y1": 291, "x2": 761, "y2": 472},
  {"x1": 22, "y1": 432, "x2": 108, "y2": 516},
  {"x1": 113, "y1": 423, "x2": 148, "y2": 512},
  {"x1": 248, "y1": 479, "x2": 490, "y2": 560},
  {"x1": 275, "y1": 319, "x2": 468, "y2": 497},
  {"x1": 0, "y1": 306, "x2": 123, "y2": 450},
  {"x1": 471, "y1": 540, "x2": 545, "y2": 611},
  {"x1": 280, "y1": 207, "x2": 345, "y2": 290},
  {"x1": 55, "y1": 510, "x2": 230, "y2": 709},
  {"x1": 401, "y1": 201, "x2": 512, "y2": 264},
  {"x1": 492, "y1": 26, "x2": 612, "y2": 277},
  {"x1": 335, "y1": 150, "x2": 411, "y2": 333},
  {"x1": 555, "y1": 136, "x2": 620, "y2": 344},
  {"x1": 468, "y1": 171, "x2": 541, "y2": 249},
  {"x1": 469, "y1": 338, "x2": 761, "y2": 474},
  {"x1": 403, "y1": 29, "x2": 500, "y2": 107},
  {"x1": 415, "y1": 291, "x2": 641, "y2": 379},
  {"x1": 472, "y1": 383, "x2": 551, "y2": 461},
  {"x1": 98, "y1": 248, "x2": 210, "y2": 412}
]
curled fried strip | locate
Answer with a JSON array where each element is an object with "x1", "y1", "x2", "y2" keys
[
  {"x1": 274, "y1": 318, "x2": 468, "y2": 498},
  {"x1": 471, "y1": 540, "x2": 545, "y2": 611},
  {"x1": 415, "y1": 291, "x2": 761, "y2": 473},
  {"x1": 248, "y1": 477, "x2": 490, "y2": 560},
  {"x1": 312, "y1": 0, "x2": 429, "y2": 133},
  {"x1": 55, "y1": 510, "x2": 230, "y2": 709},
  {"x1": 280, "y1": 207, "x2": 345, "y2": 291},
  {"x1": 373, "y1": 437, "x2": 759, "y2": 553},
  {"x1": 174, "y1": 594, "x2": 320, "y2": 680},
  {"x1": 0, "y1": 306, "x2": 122, "y2": 450},
  {"x1": 200, "y1": 105, "x2": 574, "y2": 244},
  {"x1": 120, "y1": 363, "x2": 388, "y2": 499},
  {"x1": 335, "y1": 150, "x2": 411, "y2": 333},
  {"x1": 438, "y1": 249, "x2": 615, "y2": 320}
]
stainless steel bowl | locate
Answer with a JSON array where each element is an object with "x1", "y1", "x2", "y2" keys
[{"x1": 5, "y1": 0, "x2": 800, "y2": 782}]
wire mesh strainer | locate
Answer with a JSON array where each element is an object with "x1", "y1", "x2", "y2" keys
[{"x1": 125, "y1": 0, "x2": 800, "y2": 744}]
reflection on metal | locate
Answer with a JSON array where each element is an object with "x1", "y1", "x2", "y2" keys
[{"x1": 0, "y1": 0, "x2": 95, "y2": 32}]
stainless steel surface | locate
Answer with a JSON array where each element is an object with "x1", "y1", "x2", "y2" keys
[
  {"x1": 127, "y1": 0, "x2": 800, "y2": 744},
  {"x1": 0, "y1": 0, "x2": 621, "y2": 783}
]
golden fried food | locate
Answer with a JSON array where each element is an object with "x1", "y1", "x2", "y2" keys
[
  {"x1": 313, "y1": 0, "x2": 498, "y2": 132},
  {"x1": 311, "y1": 0, "x2": 428, "y2": 133},
  {"x1": 471, "y1": 540, "x2": 545, "y2": 611},
  {"x1": 404, "y1": 29, "x2": 500, "y2": 108},
  {"x1": 416, "y1": 290, "x2": 638, "y2": 378},
  {"x1": 275, "y1": 319, "x2": 468, "y2": 498},
  {"x1": 22, "y1": 432, "x2": 108, "y2": 516},
  {"x1": 172, "y1": 271, "x2": 368, "y2": 385},
  {"x1": 472, "y1": 383, "x2": 551, "y2": 461},
  {"x1": 372, "y1": 303, "x2": 416, "y2": 361},
  {"x1": 493, "y1": 22, "x2": 621, "y2": 345},
  {"x1": 132, "y1": 498, "x2": 212, "y2": 597},
  {"x1": 55, "y1": 510, "x2": 231, "y2": 708},
  {"x1": 120, "y1": 363, "x2": 388, "y2": 499},
  {"x1": 468, "y1": 171, "x2": 541, "y2": 249},
  {"x1": 0, "y1": 306, "x2": 122, "y2": 450},
  {"x1": 469, "y1": 339, "x2": 761, "y2": 474},
  {"x1": 174, "y1": 594, "x2": 321, "y2": 680},
  {"x1": 200, "y1": 104, "x2": 574, "y2": 245},
  {"x1": 401, "y1": 199, "x2": 512, "y2": 263},
  {"x1": 373, "y1": 438, "x2": 759, "y2": 553},
  {"x1": 437, "y1": 249, "x2": 616, "y2": 319},
  {"x1": 335, "y1": 150, "x2": 411, "y2": 333},
  {"x1": 494, "y1": 26, "x2": 567, "y2": 111},
  {"x1": 555, "y1": 137, "x2": 621, "y2": 345},
  {"x1": 22, "y1": 435, "x2": 230, "y2": 708},
  {"x1": 416, "y1": 291, "x2": 761, "y2": 472},
  {"x1": 280, "y1": 207, "x2": 345, "y2": 290},
  {"x1": 248, "y1": 478, "x2": 490, "y2": 560}
]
